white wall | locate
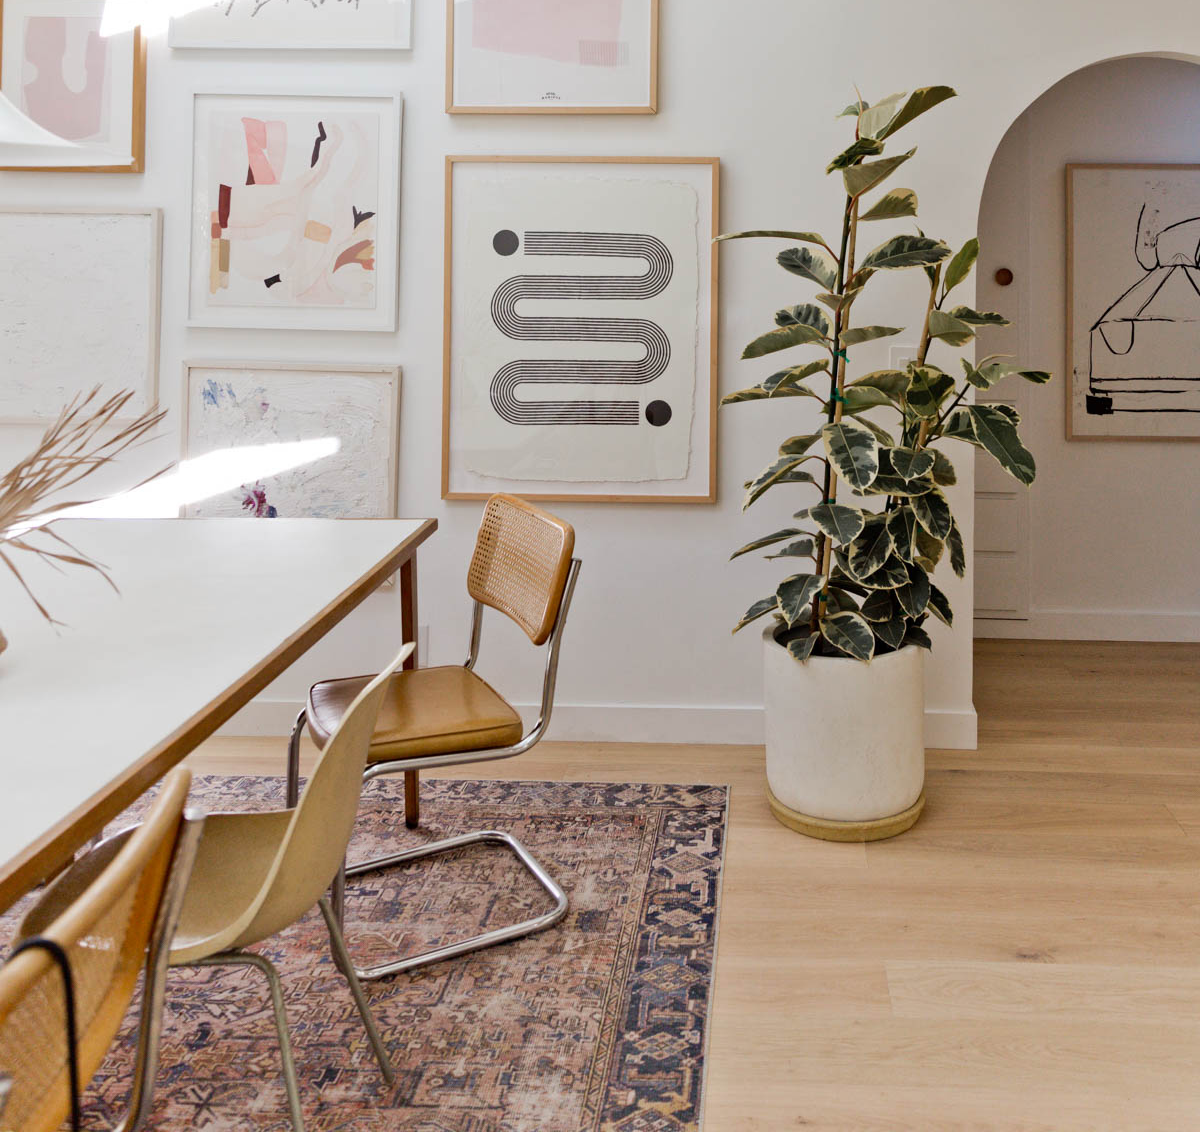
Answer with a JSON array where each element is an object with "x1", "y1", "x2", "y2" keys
[
  {"x1": 977, "y1": 57, "x2": 1200, "y2": 643},
  {"x1": 4, "y1": 1, "x2": 1200, "y2": 748}
]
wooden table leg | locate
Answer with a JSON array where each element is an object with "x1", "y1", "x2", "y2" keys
[{"x1": 400, "y1": 555, "x2": 420, "y2": 827}]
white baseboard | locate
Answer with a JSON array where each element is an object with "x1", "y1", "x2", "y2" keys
[
  {"x1": 975, "y1": 609, "x2": 1200, "y2": 642},
  {"x1": 217, "y1": 698, "x2": 980, "y2": 751}
]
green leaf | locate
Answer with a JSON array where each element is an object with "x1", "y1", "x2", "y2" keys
[
  {"x1": 903, "y1": 623, "x2": 934, "y2": 651},
  {"x1": 872, "y1": 86, "x2": 957, "y2": 140},
  {"x1": 930, "y1": 448, "x2": 957, "y2": 485},
  {"x1": 825, "y1": 587, "x2": 861, "y2": 614},
  {"x1": 734, "y1": 595, "x2": 779, "y2": 634},
  {"x1": 779, "y1": 432, "x2": 822, "y2": 457},
  {"x1": 928, "y1": 582, "x2": 953, "y2": 627},
  {"x1": 843, "y1": 148, "x2": 916, "y2": 198},
  {"x1": 942, "y1": 237, "x2": 979, "y2": 295},
  {"x1": 787, "y1": 633, "x2": 819, "y2": 663},
  {"x1": 862, "y1": 452, "x2": 934, "y2": 498},
  {"x1": 778, "y1": 573, "x2": 826, "y2": 628},
  {"x1": 860, "y1": 234, "x2": 951, "y2": 272},
  {"x1": 855, "y1": 416, "x2": 897, "y2": 448},
  {"x1": 907, "y1": 366, "x2": 956, "y2": 419},
  {"x1": 744, "y1": 456, "x2": 818, "y2": 509},
  {"x1": 775, "y1": 303, "x2": 833, "y2": 335},
  {"x1": 1016, "y1": 369, "x2": 1052, "y2": 385},
  {"x1": 887, "y1": 505, "x2": 919, "y2": 562},
  {"x1": 833, "y1": 386, "x2": 895, "y2": 414},
  {"x1": 764, "y1": 359, "x2": 830, "y2": 395},
  {"x1": 847, "y1": 514, "x2": 894, "y2": 577},
  {"x1": 722, "y1": 382, "x2": 820, "y2": 406},
  {"x1": 895, "y1": 561, "x2": 931, "y2": 618},
  {"x1": 849, "y1": 550, "x2": 908, "y2": 590},
  {"x1": 941, "y1": 407, "x2": 979, "y2": 444},
  {"x1": 829, "y1": 571, "x2": 870, "y2": 598},
  {"x1": 777, "y1": 247, "x2": 838, "y2": 291},
  {"x1": 874, "y1": 612, "x2": 910, "y2": 650},
  {"x1": 822, "y1": 420, "x2": 880, "y2": 491},
  {"x1": 820, "y1": 611, "x2": 876, "y2": 661},
  {"x1": 949, "y1": 305, "x2": 1010, "y2": 327},
  {"x1": 860, "y1": 188, "x2": 918, "y2": 222},
  {"x1": 730, "y1": 528, "x2": 808, "y2": 560},
  {"x1": 850, "y1": 369, "x2": 911, "y2": 399},
  {"x1": 861, "y1": 588, "x2": 899, "y2": 623},
  {"x1": 947, "y1": 519, "x2": 966, "y2": 578},
  {"x1": 841, "y1": 325, "x2": 903, "y2": 347},
  {"x1": 767, "y1": 538, "x2": 817, "y2": 561},
  {"x1": 915, "y1": 527, "x2": 944, "y2": 572},
  {"x1": 911, "y1": 486, "x2": 953, "y2": 540},
  {"x1": 808, "y1": 503, "x2": 866, "y2": 544},
  {"x1": 717, "y1": 230, "x2": 830, "y2": 247},
  {"x1": 887, "y1": 447, "x2": 935, "y2": 481},
  {"x1": 928, "y1": 309, "x2": 976, "y2": 348},
  {"x1": 827, "y1": 136, "x2": 885, "y2": 172},
  {"x1": 969, "y1": 404, "x2": 1036, "y2": 485},
  {"x1": 743, "y1": 322, "x2": 826, "y2": 360}
]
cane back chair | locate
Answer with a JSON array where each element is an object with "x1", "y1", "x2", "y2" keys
[{"x1": 286, "y1": 493, "x2": 582, "y2": 982}]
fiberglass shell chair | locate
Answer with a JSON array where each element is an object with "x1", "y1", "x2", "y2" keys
[
  {"x1": 1, "y1": 768, "x2": 200, "y2": 1132},
  {"x1": 164, "y1": 643, "x2": 414, "y2": 1132},
  {"x1": 286, "y1": 493, "x2": 582, "y2": 982}
]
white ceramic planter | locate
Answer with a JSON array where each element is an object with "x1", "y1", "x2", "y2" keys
[{"x1": 762, "y1": 626, "x2": 926, "y2": 841}]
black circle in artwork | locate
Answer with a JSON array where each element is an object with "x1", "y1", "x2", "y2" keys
[
  {"x1": 493, "y1": 229, "x2": 520, "y2": 256},
  {"x1": 645, "y1": 400, "x2": 673, "y2": 427}
]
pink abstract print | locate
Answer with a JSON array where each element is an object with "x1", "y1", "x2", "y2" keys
[
  {"x1": 209, "y1": 111, "x2": 379, "y2": 309},
  {"x1": 471, "y1": 0, "x2": 625, "y2": 66},
  {"x1": 20, "y1": 15, "x2": 110, "y2": 142}
]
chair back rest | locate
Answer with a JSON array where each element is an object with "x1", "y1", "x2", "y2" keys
[
  {"x1": 467, "y1": 494, "x2": 576, "y2": 646},
  {"x1": 241, "y1": 642, "x2": 415, "y2": 942},
  {"x1": 0, "y1": 768, "x2": 192, "y2": 1132}
]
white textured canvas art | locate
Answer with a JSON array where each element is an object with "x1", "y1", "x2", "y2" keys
[
  {"x1": 1069, "y1": 164, "x2": 1200, "y2": 440},
  {"x1": 445, "y1": 158, "x2": 718, "y2": 503},
  {"x1": 170, "y1": 0, "x2": 412, "y2": 50},
  {"x1": 0, "y1": 209, "x2": 161, "y2": 422},
  {"x1": 189, "y1": 91, "x2": 402, "y2": 331},
  {"x1": 183, "y1": 362, "x2": 400, "y2": 519}
]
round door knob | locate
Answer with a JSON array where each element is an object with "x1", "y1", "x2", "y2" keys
[{"x1": 994, "y1": 267, "x2": 1014, "y2": 286}]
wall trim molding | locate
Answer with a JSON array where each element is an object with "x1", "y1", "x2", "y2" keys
[
  {"x1": 218, "y1": 698, "x2": 980, "y2": 751},
  {"x1": 975, "y1": 609, "x2": 1200, "y2": 643}
]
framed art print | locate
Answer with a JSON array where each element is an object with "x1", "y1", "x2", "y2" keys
[
  {"x1": 170, "y1": 0, "x2": 413, "y2": 51},
  {"x1": 182, "y1": 361, "x2": 401, "y2": 519},
  {"x1": 443, "y1": 156, "x2": 719, "y2": 503},
  {"x1": 447, "y1": 0, "x2": 658, "y2": 114},
  {"x1": 0, "y1": 0, "x2": 145, "y2": 172},
  {"x1": 1068, "y1": 163, "x2": 1200, "y2": 441},
  {"x1": 0, "y1": 208, "x2": 161, "y2": 423},
  {"x1": 189, "y1": 91, "x2": 402, "y2": 332}
]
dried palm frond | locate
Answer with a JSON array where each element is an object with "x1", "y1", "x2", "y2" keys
[{"x1": 0, "y1": 387, "x2": 168, "y2": 625}]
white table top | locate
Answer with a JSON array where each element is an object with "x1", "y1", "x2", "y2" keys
[{"x1": 0, "y1": 517, "x2": 435, "y2": 909}]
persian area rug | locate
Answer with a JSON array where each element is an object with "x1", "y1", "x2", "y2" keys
[{"x1": 3, "y1": 777, "x2": 728, "y2": 1132}]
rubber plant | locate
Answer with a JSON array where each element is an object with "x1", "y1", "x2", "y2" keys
[{"x1": 722, "y1": 86, "x2": 1050, "y2": 662}]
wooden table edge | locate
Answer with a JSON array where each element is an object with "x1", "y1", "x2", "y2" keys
[{"x1": 0, "y1": 517, "x2": 438, "y2": 913}]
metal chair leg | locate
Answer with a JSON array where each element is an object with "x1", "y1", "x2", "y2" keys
[
  {"x1": 317, "y1": 898, "x2": 395, "y2": 1087},
  {"x1": 403, "y1": 769, "x2": 420, "y2": 829},
  {"x1": 342, "y1": 830, "x2": 568, "y2": 982},
  {"x1": 190, "y1": 952, "x2": 306, "y2": 1132},
  {"x1": 286, "y1": 710, "x2": 306, "y2": 808}
]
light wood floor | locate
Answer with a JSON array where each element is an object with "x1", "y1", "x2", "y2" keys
[{"x1": 191, "y1": 639, "x2": 1200, "y2": 1131}]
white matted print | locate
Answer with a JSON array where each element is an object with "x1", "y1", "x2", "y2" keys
[
  {"x1": 0, "y1": 0, "x2": 145, "y2": 172},
  {"x1": 189, "y1": 91, "x2": 402, "y2": 332},
  {"x1": 0, "y1": 208, "x2": 161, "y2": 423},
  {"x1": 444, "y1": 157, "x2": 718, "y2": 503},
  {"x1": 183, "y1": 361, "x2": 400, "y2": 519},
  {"x1": 1069, "y1": 164, "x2": 1200, "y2": 440},
  {"x1": 448, "y1": 0, "x2": 657, "y2": 114},
  {"x1": 170, "y1": 0, "x2": 412, "y2": 51}
]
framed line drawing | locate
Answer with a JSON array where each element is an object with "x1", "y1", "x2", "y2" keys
[
  {"x1": 170, "y1": 0, "x2": 413, "y2": 51},
  {"x1": 1068, "y1": 163, "x2": 1200, "y2": 441},
  {"x1": 446, "y1": 0, "x2": 658, "y2": 115},
  {"x1": 188, "y1": 90, "x2": 403, "y2": 332},
  {"x1": 0, "y1": 207, "x2": 161, "y2": 423},
  {"x1": 0, "y1": 0, "x2": 146, "y2": 172},
  {"x1": 443, "y1": 156, "x2": 719, "y2": 504},
  {"x1": 182, "y1": 361, "x2": 401, "y2": 520}
]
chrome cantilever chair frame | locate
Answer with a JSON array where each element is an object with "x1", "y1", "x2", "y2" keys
[{"x1": 285, "y1": 558, "x2": 581, "y2": 983}]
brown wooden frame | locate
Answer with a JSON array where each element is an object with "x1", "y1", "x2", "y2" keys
[
  {"x1": 0, "y1": 1, "x2": 146, "y2": 173},
  {"x1": 445, "y1": 0, "x2": 659, "y2": 115},
  {"x1": 442, "y1": 154, "x2": 720, "y2": 504},
  {"x1": 1066, "y1": 162, "x2": 1200, "y2": 443}
]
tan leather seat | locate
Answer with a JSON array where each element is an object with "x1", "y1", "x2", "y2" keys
[{"x1": 306, "y1": 665, "x2": 524, "y2": 763}]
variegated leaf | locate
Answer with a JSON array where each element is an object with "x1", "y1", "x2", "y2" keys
[
  {"x1": 927, "y1": 582, "x2": 953, "y2": 627},
  {"x1": 777, "y1": 247, "x2": 838, "y2": 291},
  {"x1": 970, "y1": 404, "x2": 1036, "y2": 485},
  {"x1": 734, "y1": 595, "x2": 779, "y2": 634},
  {"x1": 717, "y1": 230, "x2": 830, "y2": 246},
  {"x1": 744, "y1": 457, "x2": 817, "y2": 509},
  {"x1": 808, "y1": 503, "x2": 866, "y2": 544},
  {"x1": 930, "y1": 448, "x2": 957, "y2": 485},
  {"x1": 887, "y1": 447, "x2": 936, "y2": 482},
  {"x1": 822, "y1": 420, "x2": 880, "y2": 491},
  {"x1": 949, "y1": 305, "x2": 1010, "y2": 327},
  {"x1": 787, "y1": 633, "x2": 819, "y2": 663},
  {"x1": 872, "y1": 86, "x2": 956, "y2": 140},
  {"x1": 942, "y1": 237, "x2": 979, "y2": 295},
  {"x1": 730, "y1": 528, "x2": 808, "y2": 560},
  {"x1": 947, "y1": 519, "x2": 966, "y2": 578},
  {"x1": 907, "y1": 366, "x2": 956, "y2": 419},
  {"x1": 860, "y1": 233, "x2": 951, "y2": 272},
  {"x1": 850, "y1": 369, "x2": 911, "y2": 399},
  {"x1": 766, "y1": 538, "x2": 817, "y2": 561},
  {"x1": 778, "y1": 573, "x2": 826, "y2": 628},
  {"x1": 895, "y1": 561, "x2": 931, "y2": 618},
  {"x1": 775, "y1": 303, "x2": 832, "y2": 336},
  {"x1": 820, "y1": 611, "x2": 876, "y2": 661},
  {"x1": 887, "y1": 506, "x2": 919, "y2": 562},
  {"x1": 914, "y1": 527, "x2": 944, "y2": 572},
  {"x1": 928, "y1": 309, "x2": 976, "y2": 347},
  {"x1": 860, "y1": 188, "x2": 918, "y2": 222},
  {"x1": 903, "y1": 623, "x2": 934, "y2": 651},
  {"x1": 827, "y1": 136, "x2": 886, "y2": 171},
  {"x1": 861, "y1": 587, "x2": 899, "y2": 623},
  {"x1": 779, "y1": 432, "x2": 822, "y2": 457},
  {"x1": 743, "y1": 321, "x2": 827, "y2": 360},
  {"x1": 874, "y1": 612, "x2": 909, "y2": 649},
  {"x1": 911, "y1": 486, "x2": 953, "y2": 539},
  {"x1": 847, "y1": 514, "x2": 894, "y2": 578},
  {"x1": 842, "y1": 325, "x2": 903, "y2": 348},
  {"x1": 843, "y1": 148, "x2": 916, "y2": 198}
]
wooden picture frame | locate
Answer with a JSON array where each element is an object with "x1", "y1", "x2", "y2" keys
[
  {"x1": 0, "y1": 206, "x2": 161, "y2": 424},
  {"x1": 442, "y1": 155, "x2": 720, "y2": 504},
  {"x1": 446, "y1": 0, "x2": 659, "y2": 115},
  {"x1": 1066, "y1": 162, "x2": 1200, "y2": 442},
  {"x1": 0, "y1": 0, "x2": 146, "y2": 173},
  {"x1": 181, "y1": 360, "x2": 402, "y2": 523}
]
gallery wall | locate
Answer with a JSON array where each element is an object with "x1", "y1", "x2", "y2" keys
[
  {"x1": 976, "y1": 56, "x2": 1200, "y2": 643},
  {"x1": 2, "y1": 1, "x2": 1199, "y2": 748}
]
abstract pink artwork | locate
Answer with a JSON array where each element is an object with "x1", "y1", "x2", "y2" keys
[
  {"x1": 471, "y1": 0, "x2": 624, "y2": 65},
  {"x1": 20, "y1": 15, "x2": 110, "y2": 142}
]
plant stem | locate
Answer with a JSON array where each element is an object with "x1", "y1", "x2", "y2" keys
[{"x1": 914, "y1": 265, "x2": 943, "y2": 451}]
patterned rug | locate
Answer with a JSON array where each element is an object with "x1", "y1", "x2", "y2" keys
[{"x1": 2, "y1": 777, "x2": 728, "y2": 1132}]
